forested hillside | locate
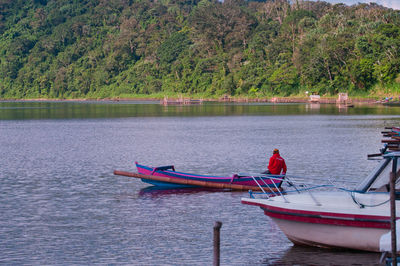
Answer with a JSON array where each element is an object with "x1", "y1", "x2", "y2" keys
[{"x1": 1, "y1": 0, "x2": 400, "y2": 99}]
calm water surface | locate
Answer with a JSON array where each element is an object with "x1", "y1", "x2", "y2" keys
[{"x1": 1, "y1": 101, "x2": 399, "y2": 265}]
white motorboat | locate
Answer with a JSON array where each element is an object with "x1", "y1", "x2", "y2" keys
[{"x1": 242, "y1": 153, "x2": 400, "y2": 252}]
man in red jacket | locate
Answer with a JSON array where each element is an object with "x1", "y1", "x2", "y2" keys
[{"x1": 263, "y1": 149, "x2": 287, "y2": 175}]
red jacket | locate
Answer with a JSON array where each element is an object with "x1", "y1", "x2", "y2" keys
[{"x1": 268, "y1": 153, "x2": 287, "y2": 175}]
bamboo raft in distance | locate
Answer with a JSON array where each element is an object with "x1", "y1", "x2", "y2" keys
[{"x1": 113, "y1": 170, "x2": 282, "y2": 192}]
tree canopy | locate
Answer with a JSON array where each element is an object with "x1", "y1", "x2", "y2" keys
[{"x1": 0, "y1": 0, "x2": 400, "y2": 99}]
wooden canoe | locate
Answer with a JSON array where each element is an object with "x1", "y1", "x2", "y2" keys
[{"x1": 114, "y1": 170, "x2": 283, "y2": 192}]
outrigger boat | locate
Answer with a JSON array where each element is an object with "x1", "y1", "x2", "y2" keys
[
  {"x1": 241, "y1": 151, "x2": 400, "y2": 252},
  {"x1": 113, "y1": 162, "x2": 284, "y2": 192}
]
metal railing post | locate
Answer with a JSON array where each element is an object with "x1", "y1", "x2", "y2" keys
[{"x1": 250, "y1": 176, "x2": 267, "y2": 194}]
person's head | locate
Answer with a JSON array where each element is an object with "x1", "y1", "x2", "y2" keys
[{"x1": 273, "y1": 148, "x2": 279, "y2": 154}]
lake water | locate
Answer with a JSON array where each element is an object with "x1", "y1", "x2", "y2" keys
[{"x1": 1, "y1": 101, "x2": 399, "y2": 265}]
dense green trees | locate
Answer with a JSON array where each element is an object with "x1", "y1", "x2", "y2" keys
[{"x1": 0, "y1": 0, "x2": 400, "y2": 99}]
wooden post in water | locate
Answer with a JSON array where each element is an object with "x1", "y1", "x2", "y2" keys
[
  {"x1": 390, "y1": 157, "x2": 398, "y2": 265},
  {"x1": 213, "y1": 221, "x2": 222, "y2": 266}
]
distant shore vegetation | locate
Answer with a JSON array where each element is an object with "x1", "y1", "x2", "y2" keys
[{"x1": 1, "y1": 0, "x2": 400, "y2": 100}]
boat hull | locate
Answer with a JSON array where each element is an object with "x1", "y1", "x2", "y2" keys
[
  {"x1": 242, "y1": 192, "x2": 394, "y2": 252},
  {"x1": 136, "y1": 162, "x2": 283, "y2": 189},
  {"x1": 270, "y1": 217, "x2": 387, "y2": 252},
  {"x1": 140, "y1": 178, "x2": 194, "y2": 188}
]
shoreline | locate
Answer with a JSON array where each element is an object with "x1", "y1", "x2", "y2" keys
[{"x1": 0, "y1": 96, "x2": 381, "y2": 104}]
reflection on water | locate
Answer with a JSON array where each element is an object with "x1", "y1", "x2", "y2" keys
[
  {"x1": 306, "y1": 103, "x2": 321, "y2": 110},
  {"x1": 1, "y1": 101, "x2": 400, "y2": 120},
  {"x1": 265, "y1": 245, "x2": 381, "y2": 265},
  {"x1": 138, "y1": 186, "x2": 231, "y2": 198}
]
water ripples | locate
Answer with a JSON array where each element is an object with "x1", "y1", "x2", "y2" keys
[{"x1": 1, "y1": 103, "x2": 399, "y2": 264}]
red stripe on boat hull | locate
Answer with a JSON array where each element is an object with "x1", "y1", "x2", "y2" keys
[{"x1": 242, "y1": 200, "x2": 390, "y2": 229}]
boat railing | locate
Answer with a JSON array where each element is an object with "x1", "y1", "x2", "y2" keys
[
  {"x1": 238, "y1": 173, "x2": 284, "y2": 192},
  {"x1": 249, "y1": 175, "x2": 267, "y2": 194},
  {"x1": 248, "y1": 175, "x2": 289, "y2": 202},
  {"x1": 280, "y1": 176, "x2": 323, "y2": 205},
  {"x1": 244, "y1": 173, "x2": 357, "y2": 206}
]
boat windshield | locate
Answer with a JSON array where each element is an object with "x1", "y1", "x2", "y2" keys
[{"x1": 360, "y1": 157, "x2": 400, "y2": 192}]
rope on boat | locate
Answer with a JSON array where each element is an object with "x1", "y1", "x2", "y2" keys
[{"x1": 348, "y1": 191, "x2": 390, "y2": 208}]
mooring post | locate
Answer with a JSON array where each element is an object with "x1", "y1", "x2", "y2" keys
[
  {"x1": 390, "y1": 157, "x2": 398, "y2": 265},
  {"x1": 213, "y1": 221, "x2": 222, "y2": 266}
]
